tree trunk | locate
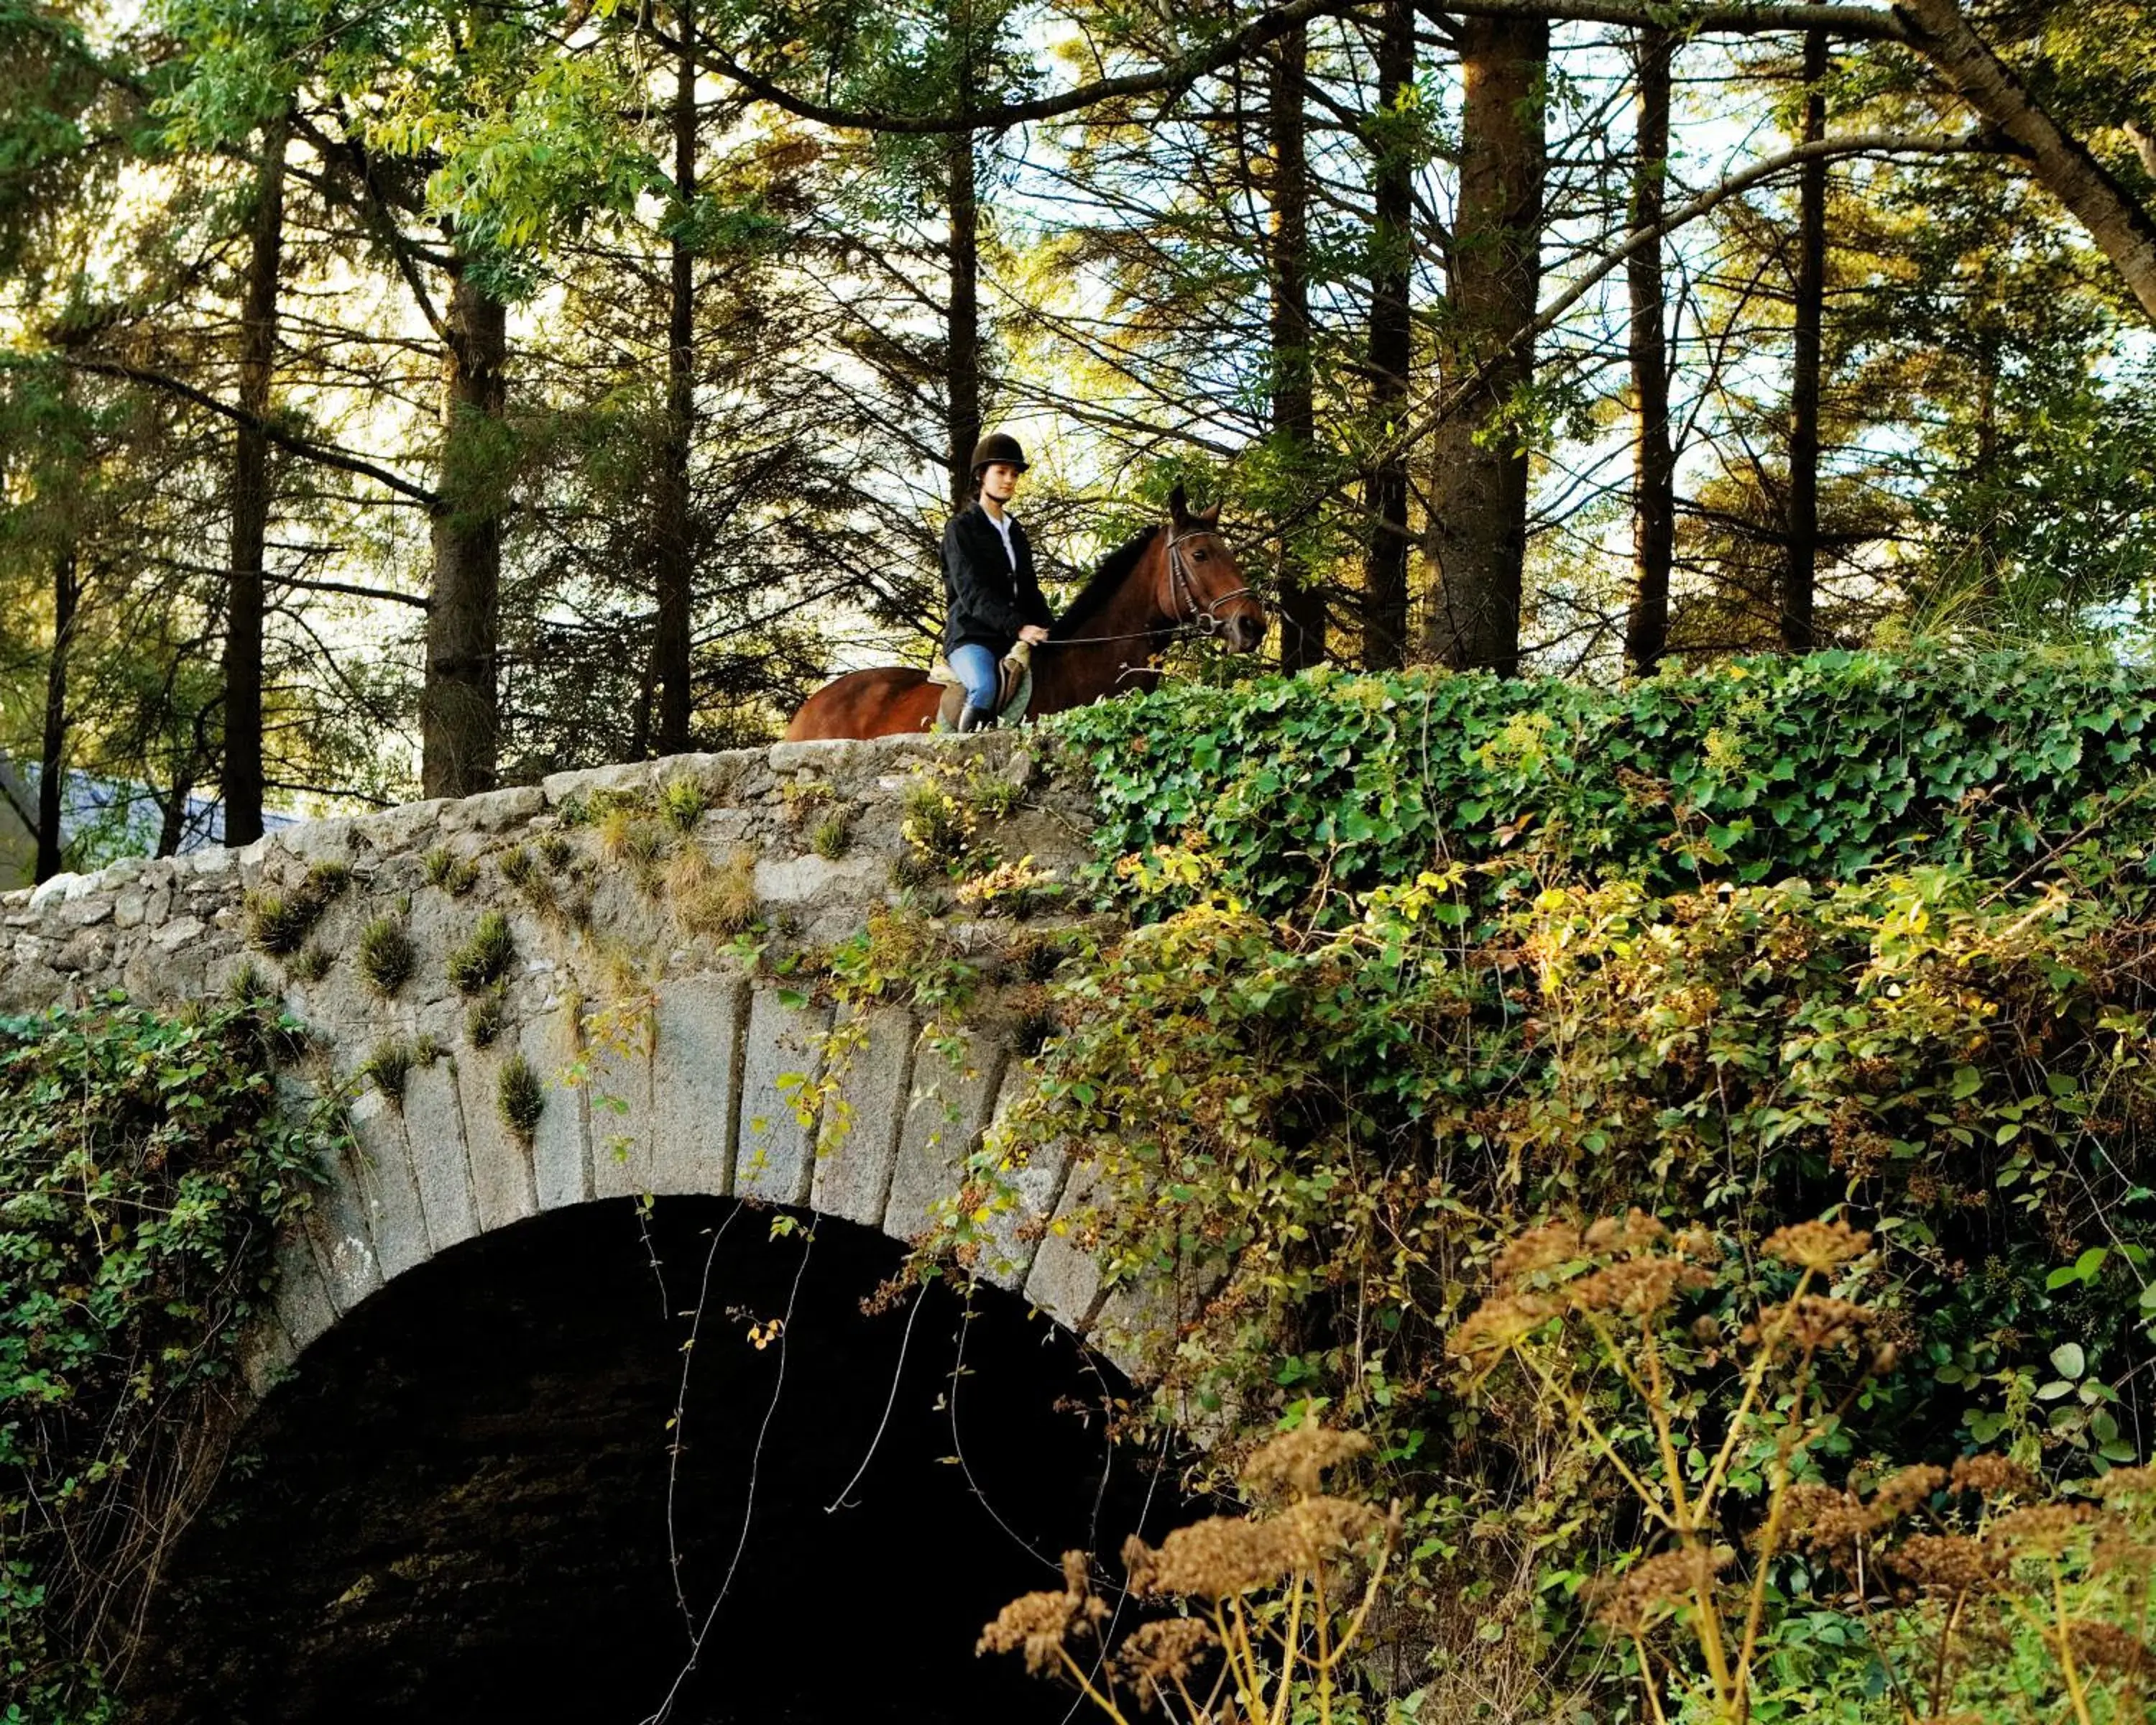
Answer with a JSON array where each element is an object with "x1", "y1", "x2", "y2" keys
[
  {"x1": 1899, "y1": 0, "x2": 2156, "y2": 326},
  {"x1": 946, "y1": 125, "x2": 981, "y2": 512},
  {"x1": 1424, "y1": 14, "x2": 1547, "y2": 676},
  {"x1": 36, "y1": 551, "x2": 77, "y2": 883},
  {"x1": 654, "y1": 0, "x2": 698, "y2": 757},
  {"x1": 1360, "y1": 0, "x2": 1414, "y2": 671},
  {"x1": 1623, "y1": 27, "x2": 1674, "y2": 675},
  {"x1": 423, "y1": 268, "x2": 507, "y2": 798},
  {"x1": 223, "y1": 113, "x2": 289, "y2": 846},
  {"x1": 1271, "y1": 24, "x2": 1325, "y2": 671},
  {"x1": 1784, "y1": 19, "x2": 1827, "y2": 653}
]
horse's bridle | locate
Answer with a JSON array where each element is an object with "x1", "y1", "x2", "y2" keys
[{"x1": 1163, "y1": 527, "x2": 1257, "y2": 637}]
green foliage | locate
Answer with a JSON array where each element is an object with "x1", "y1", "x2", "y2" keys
[
  {"x1": 446, "y1": 911, "x2": 514, "y2": 995},
  {"x1": 243, "y1": 886, "x2": 322, "y2": 957},
  {"x1": 423, "y1": 846, "x2": 479, "y2": 896},
  {"x1": 358, "y1": 1037, "x2": 416, "y2": 1103},
  {"x1": 497, "y1": 1052, "x2": 543, "y2": 1144},
  {"x1": 658, "y1": 775, "x2": 706, "y2": 832},
  {"x1": 287, "y1": 942, "x2": 331, "y2": 984},
  {"x1": 466, "y1": 985, "x2": 507, "y2": 1049},
  {"x1": 810, "y1": 812, "x2": 851, "y2": 860},
  {"x1": 963, "y1": 651, "x2": 2156, "y2": 1719},
  {"x1": 0, "y1": 997, "x2": 331, "y2": 1720},
  {"x1": 354, "y1": 916, "x2": 415, "y2": 997},
  {"x1": 1053, "y1": 650, "x2": 2156, "y2": 920}
]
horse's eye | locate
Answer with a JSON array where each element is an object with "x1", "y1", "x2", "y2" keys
[{"x1": 1194, "y1": 548, "x2": 1209, "y2": 560}]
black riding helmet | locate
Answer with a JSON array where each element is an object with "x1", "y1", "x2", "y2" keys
[{"x1": 969, "y1": 431, "x2": 1028, "y2": 476}]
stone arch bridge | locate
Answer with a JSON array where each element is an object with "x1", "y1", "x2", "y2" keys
[{"x1": 0, "y1": 732, "x2": 1173, "y2": 1724}]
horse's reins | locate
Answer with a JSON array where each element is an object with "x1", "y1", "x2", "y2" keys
[{"x1": 1038, "y1": 527, "x2": 1257, "y2": 648}]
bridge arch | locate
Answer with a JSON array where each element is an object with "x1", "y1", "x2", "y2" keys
[{"x1": 0, "y1": 732, "x2": 1189, "y2": 1721}]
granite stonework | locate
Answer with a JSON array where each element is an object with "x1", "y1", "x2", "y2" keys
[{"x1": 0, "y1": 731, "x2": 1157, "y2": 1388}]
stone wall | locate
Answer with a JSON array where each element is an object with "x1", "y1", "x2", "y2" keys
[{"x1": 0, "y1": 730, "x2": 1158, "y2": 1392}]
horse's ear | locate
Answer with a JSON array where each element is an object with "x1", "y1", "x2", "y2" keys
[
  {"x1": 1167, "y1": 482, "x2": 1189, "y2": 525},
  {"x1": 1198, "y1": 501, "x2": 1221, "y2": 526}
]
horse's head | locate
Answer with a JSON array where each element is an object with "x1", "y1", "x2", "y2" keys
[{"x1": 1162, "y1": 484, "x2": 1266, "y2": 655}]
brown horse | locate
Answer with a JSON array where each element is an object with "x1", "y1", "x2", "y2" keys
[{"x1": 785, "y1": 487, "x2": 1266, "y2": 742}]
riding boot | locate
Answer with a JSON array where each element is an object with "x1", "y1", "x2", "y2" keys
[{"x1": 957, "y1": 703, "x2": 997, "y2": 733}]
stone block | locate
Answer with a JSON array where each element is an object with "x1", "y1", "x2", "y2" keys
[
  {"x1": 525, "y1": 1011, "x2": 591, "y2": 1213},
  {"x1": 239, "y1": 1312, "x2": 299, "y2": 1401},
  {"x1": 357, "y1": 799, "x2": 448, "y2": 855},
  {"x1": 768, "y1": 738, "x2": 868, "y2": 775},
  {"x1": 543, "y1": 759, "x2": 656, "y2": 807},
  {"x1": 307, "y1": 1149, "x2": 384, "y2": 1313},
  {"x1": 752, "y1": 852, "x2": 890, "y2": 910},
  {"x1": 28, "y1": 872, "x2": 82, "y2": 911},
  {"x1": 880, "y1": 1031, "x2": 1008, "y2": 1243},
  {"x1": 272, "y1": 1228, "x2": 340, "y2": 1354},
  {"x1": 646, "y1": 975, "x2": 747, "y2": 1197},
  {"x1": 281, "y1": 817, "x2": 356, "y2": 862},
  {"x1": 439, "y1": 784, "x2": 543, "y2": 833},
  {"x1": 347, "y1": 1086, "x2": 433, "y2": 1280},
  {"x1": 454, "y1": 1046, "x2": 539, "y2": 1233},
  {"x1": 809, "y1": 1005, "x2": 916, "y2": 1228},
  {"x1": 587, "y1": 1031, "x2": 656, "y2": 1202},
  {"x1": 732, "y1": 985, "x2": 826, "y2": 1206},
  {"x1": 402, "y1": 1059, "x2": 480, "y2": 1252},
  {"x1": 975, "y1": 1065, "x2": 1072, "y2": 1293},
  {"x1": 1023, "y1": 1157, "x2": 1110, "y2": 1335}
]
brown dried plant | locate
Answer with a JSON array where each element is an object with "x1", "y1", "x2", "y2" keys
[
  {"x1": 1452, "y1": 1210, "x2": 1879, "y2": 1724},
  {"x1": 980, "y1": 1422, "x2": 1399, "y2": 1724},
  {"x1": 1452, "y1": 1210, "x2": 2154, "y2": 1725}
]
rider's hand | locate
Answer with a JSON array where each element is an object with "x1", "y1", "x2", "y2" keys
[{"x1": 1018, "y1": 625, "x2": 1050, "y2": 645}]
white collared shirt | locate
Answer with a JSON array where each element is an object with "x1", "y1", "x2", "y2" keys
[{"x1": 985, "y1": 507, "x2": 1018, "y2": 570}]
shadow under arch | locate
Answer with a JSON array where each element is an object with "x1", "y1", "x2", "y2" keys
[{"x1": 128, "y1": 1197, "x2": 1174, "y2": 1724}]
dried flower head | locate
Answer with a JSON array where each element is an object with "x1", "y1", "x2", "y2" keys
[
  {"x1": 1585, "y1": 1208, "x2": 1669, "y2": 1257},
  {"x1": 1240, "y1": 1424, "x2": 1370, "y2": 1502},
  {"x1": 979, "y1": 1550, "x2": 1108, "y2": 1674},
  {"x1": 2064, "y1": 1620, "x2": 2156, "y2": 1678},
  {"x1": 1450, "y1": 1292, "x2": 1560, "y2": 1358},
  {"x1": 1868, "y1": 1465, "x2": 1949, "y2": 1525},
  {"x1": 1588, "y1": 1544, "x2": 1731, "y2": 1636},
  {"x1": 1493, "y1": 1221, "x2": 1583, "y2": 1283},
  {"x1": 1949, "y1": 1453, "x2": 2039, "y2": 1500},
  {"x1": 2093, "y1": 1466, "x2": 2156, "y2": 1504},
  {"x1": 1886, "y1": 1533, "x2": 1999, "y2": 1596},
  {"x1": 1751, "y1": 1294, "x2": 1872, "y2": 1355},
  {"x1": 1784, "y1": 1483, "x2": 1869, "y2": 1565},
  {"x1": 1987, "y1": 1503, "x2": 2094, "y2": 1558},
  {"x1": 1114, "y1": 1616, "x2": 1218, "y2": 1706},
  {"x1": 1569, "y1": 1256, "x2": 1711, "y2": 1317},
  {"x1": 1124, "y1": 1518, "x2": 1291, "y2": 1600},
  {"x1": 1764, "y1": 1218, "x2": 1871, "y2": 1272},
  {"x1": 1273, "y1": 1494, "x2": 1387, "y2": 1568}
]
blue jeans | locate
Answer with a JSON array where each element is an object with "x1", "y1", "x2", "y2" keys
[{"x1": 950, "y1": 641, "x2": 1001, "y2": 718}]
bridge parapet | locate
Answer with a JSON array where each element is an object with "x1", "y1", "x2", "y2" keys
[{"x1": 0, "y1": 732, "x2": 1163, "y2": 1397}]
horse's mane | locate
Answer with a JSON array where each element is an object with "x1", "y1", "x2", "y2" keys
[{"x1": 1051, "y1": 525, "x2": 1161, "y2": 640}]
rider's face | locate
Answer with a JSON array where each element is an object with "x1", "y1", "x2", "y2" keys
[{"x1": 978, "y1": 462, "x2": 1022, "y2": 507}]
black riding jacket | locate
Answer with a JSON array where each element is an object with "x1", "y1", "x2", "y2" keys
[{"x1": 941, "y1": 503, "x2": 1052, "y2": 654}]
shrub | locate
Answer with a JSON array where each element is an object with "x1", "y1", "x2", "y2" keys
[
  {"x1": 446, "y1": 911, "x2": 515, "y2": 995},
  {"x1": 466, "y1": 986, "x2": 507, "y2": 1049},
  {"x1": 0, "y1": 1000, "x2": 331, "y2": 1714},
  {"x1": 497, "y1": 1053, "x2": 544, "y2": 1145},
  {"x1": 354, "y1": 917, "x2": 415, "y2": 997}
]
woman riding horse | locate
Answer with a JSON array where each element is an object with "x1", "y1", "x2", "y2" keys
[
  {"x1": 943, "y1": 431, "x2": 1053, "y2": 731},
  {"x1": 786, "y1": 459, "x2": 1267, "y2": 743}
]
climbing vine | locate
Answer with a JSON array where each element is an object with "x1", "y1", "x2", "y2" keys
[
  {"x1": 0, "y1": 992, "x2": 336, "y2": 1724},
  {"x1": 945, "y1": 650, "x2": 2156, "y2": 1720}
]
